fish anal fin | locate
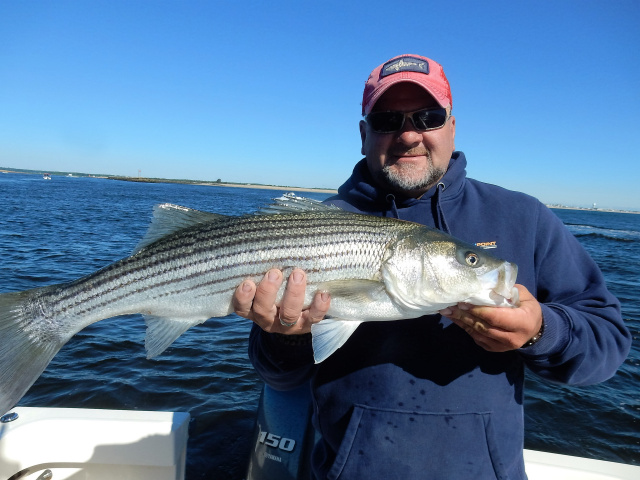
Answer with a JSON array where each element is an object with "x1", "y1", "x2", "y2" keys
[
  {"x1": 134, "y1": 204, "x2": 228, "y2": 253},
  {"x1": 311, "y1": 319, "x2": 362, "y2": 363},
  {"x1": 143, "y1": 314, "x2": 207, "y2": 359}
]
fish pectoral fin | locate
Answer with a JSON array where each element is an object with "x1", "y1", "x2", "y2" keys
[
  {"x1": 143, "y1": 315, "x2": 207, "y2": 359},
  {"x1": 311, "y1": 319, "x2": 362, "y2": 364},
  {"x1": 134, "y1": 204, "x2": 228, "y2": 253},
  {"x1": 317, "y1": 279, "x2": 387, "y2": 304}
]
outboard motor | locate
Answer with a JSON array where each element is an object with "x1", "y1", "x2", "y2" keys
[{"x1": 245, "y1": 382, "x2": 317, "y2": 480}]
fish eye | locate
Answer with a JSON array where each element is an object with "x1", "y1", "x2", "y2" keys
[
  {"x1": 465, "y1": 252, "x2": 480, "y2": 267},
  {"x1": 455, "y1": 247, "x2": 485, "y2": 268}
]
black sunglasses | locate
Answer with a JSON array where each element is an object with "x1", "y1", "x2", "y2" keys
[{"x1": 365, "y1": 107, "x2": 450, "y2": 134}]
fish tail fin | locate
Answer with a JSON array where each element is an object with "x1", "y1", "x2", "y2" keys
[{"x1": 0, "y1": 289, "x2": 63, "y2": 414}]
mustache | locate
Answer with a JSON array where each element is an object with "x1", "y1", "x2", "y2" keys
[{"x1": 387, "y1": 148, "x2": 430, "y2": 158}]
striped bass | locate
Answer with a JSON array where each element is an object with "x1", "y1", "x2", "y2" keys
[{"x1": 0, "y1": 194, "x2": 518, "y2": 414}]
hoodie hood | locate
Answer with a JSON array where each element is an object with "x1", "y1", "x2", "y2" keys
[{"x1": 329, "y1": 151, "x2": 468, "y2": 231}]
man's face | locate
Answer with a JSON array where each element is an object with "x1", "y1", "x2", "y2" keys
[{"x1": 360, "y1": 83, "x2": 456, "y2": 197}]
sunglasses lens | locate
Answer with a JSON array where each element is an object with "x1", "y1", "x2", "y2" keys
[
  {"x1": 366, "y1": 108, "x2": 448, "y2": 133},
  {"x1": 366, "y1": 112, "x2": 405, "y2": 133},
  {"x1": 413, "y1": 108, "x2": 448, "y2": 130}
]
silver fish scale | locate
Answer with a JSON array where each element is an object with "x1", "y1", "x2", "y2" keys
[{"x1": 32, "y1": 211, "x2": 418, "y2": 327}]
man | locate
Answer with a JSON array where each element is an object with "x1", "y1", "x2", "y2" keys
[{"x1": 233, "y1": 54, "x2": 631, "y2": 479}]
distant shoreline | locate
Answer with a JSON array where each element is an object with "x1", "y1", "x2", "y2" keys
[
  {"x1": 107, "y1": 175, "x2": 339, "y2": 194},
  {"x1": 547, "y1": 205, "x2": 640, "y2": 215},
  {"x1": 3, "y1": 168, "x2": 639, "y2": 213},
  {"x1": 0, "y1": 168, "x2": 338, "y2": 194}
]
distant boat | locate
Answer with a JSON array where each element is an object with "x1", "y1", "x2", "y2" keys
[
  {"x1": 67, "y1": 174, "x2": 74, "y2": 177},
  {"x1": 43, "y1": 173, "x2": 51, "y2": 180}
]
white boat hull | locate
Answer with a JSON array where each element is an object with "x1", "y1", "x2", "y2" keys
[
  {"x1": 524, "y1": 449, "x2": 640, "y2": 480},
  {"x1": 0, "y1": 407, "x2": 190, "y2": 480}
]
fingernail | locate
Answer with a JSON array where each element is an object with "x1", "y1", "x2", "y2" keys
[
  {"x1": 292, "y1": 270, "x2": 304, "y2": 284},
  {"x1": 242, "y1": 281, "x2": 252, "y2": 293},
  {"x1": 320, "y1": 292, "x2": 330, "y2": 303},
  {"x1": 439, "y1": 308, "x2": 452, "y2": 316},
  {"x1": 458, "y1": 303, "x2": 470, "y2": 311},
  {"x1": 267, "y1": 270, "x2": 280, "y2": 282}
]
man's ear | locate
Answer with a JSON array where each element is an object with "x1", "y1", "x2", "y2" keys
[
  {"x1": 449, "y1": 115, "x2": 456, "y2": 152},
  {"x1": 359, "y1": 120, "x2": 367, "y2": 156}
]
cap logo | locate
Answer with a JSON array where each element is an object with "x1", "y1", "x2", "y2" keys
[{"x1": 381, "y1": 56, "x2": 429, "y2": 78}]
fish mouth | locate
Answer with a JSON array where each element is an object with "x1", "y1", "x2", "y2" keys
[{"x1": 490, "y1": 262, "x2": 520, "y2": 306}]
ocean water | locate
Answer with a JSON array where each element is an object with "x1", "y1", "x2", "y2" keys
[{"x1": 0, "y1": 173, "x2": 638, "y2": 478}]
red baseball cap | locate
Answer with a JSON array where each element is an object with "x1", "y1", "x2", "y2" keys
[{"x1": 362, "y1": 54, "x2": 452, "y2": 115}]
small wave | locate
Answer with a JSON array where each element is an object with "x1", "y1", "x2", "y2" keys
[
  {"x1": 565, "y1": 224, "x2": 640, "y2": 242},
  {"x1": 572, "y1": 232, "x2": 636, "y2": 243}
]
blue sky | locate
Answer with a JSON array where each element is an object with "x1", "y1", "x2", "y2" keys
[{"x1": 1, "y1": 1, "x2": 638, "y2": 210}]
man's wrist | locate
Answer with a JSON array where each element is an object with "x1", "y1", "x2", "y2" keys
[{"x1": 521, "y1": 317, "x2": 545, "y2": 348}]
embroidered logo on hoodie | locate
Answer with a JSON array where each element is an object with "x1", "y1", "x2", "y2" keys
[{"x1": 475, "y1": 241, "x2": 497, "y2": 249}]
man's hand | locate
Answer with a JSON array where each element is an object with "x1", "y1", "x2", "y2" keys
[
  {"x1": 233, "y1": 268, "x2": 330, "y2": 335},
  {"x1": 439, "y1": 284, "x2": 543, "y2": 351}
]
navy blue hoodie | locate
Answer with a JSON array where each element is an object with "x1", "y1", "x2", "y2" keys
[{"x1": 249, "y1": 152, "x2": 631, "y2": 479}]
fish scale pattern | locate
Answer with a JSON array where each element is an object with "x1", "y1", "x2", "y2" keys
[{"x1": 29, "y1": 212, "x2": 418, "y2": 332}]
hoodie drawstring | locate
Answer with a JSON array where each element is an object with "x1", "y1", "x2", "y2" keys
[
  {"x1": 387, "y1": 187, "x2": 449, "y2": 233},
  {"x1": 434, "y1": 182, "x2": 451, "y2": 234},
  {"x1": 385, "y1": 194, "x2": 400, "y2": 219}
]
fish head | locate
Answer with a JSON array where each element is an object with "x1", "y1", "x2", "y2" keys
[{"x1": 382, "y1": 230, "x2": 519, "y2": 312}]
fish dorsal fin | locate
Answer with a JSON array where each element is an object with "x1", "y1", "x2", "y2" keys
[
  {"x1": 143, "y1": 314, "x2": 208, "y2": 359},
  {"x1": 134, "y1": 203, "x2": 227, "y2": 253},
  {"x1": 256, "y1": 193, "x2": 341, "y2": 215}
]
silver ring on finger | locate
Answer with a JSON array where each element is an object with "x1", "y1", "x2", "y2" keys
[{"x1": 279, "y1": 318, "x2": 298, "y2": 327}]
